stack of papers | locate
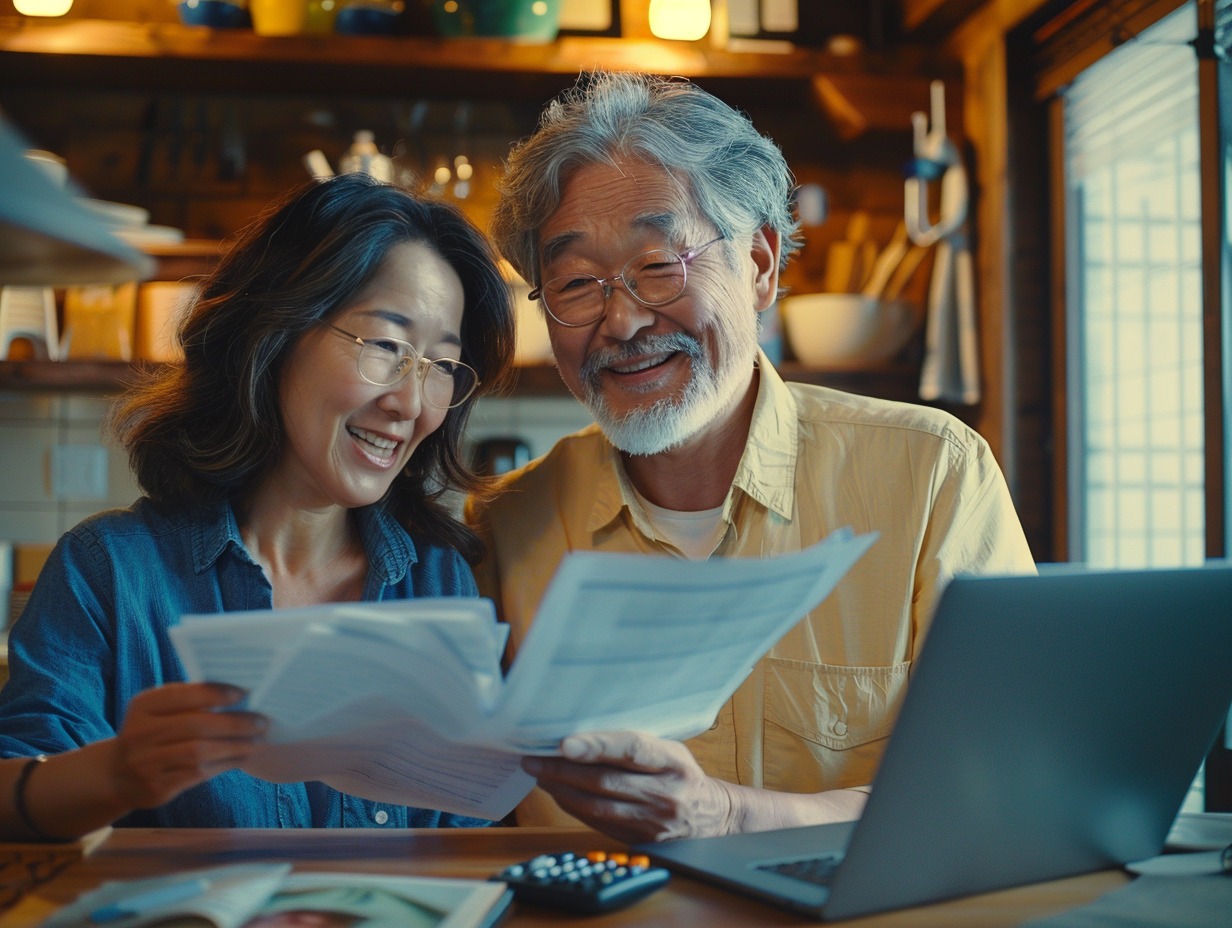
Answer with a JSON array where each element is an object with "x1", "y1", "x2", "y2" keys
[{"x1": 171, "y1": 527, "x2": 877, "y2": 819}]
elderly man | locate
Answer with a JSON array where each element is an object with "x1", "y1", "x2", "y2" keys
[{"x1": 465, "y1": 71, "x2": 1034, "y2": 844}]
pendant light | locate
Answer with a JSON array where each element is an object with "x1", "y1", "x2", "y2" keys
[{"x1": 648, "y1": 0, "x2": 711, "y2": 41}]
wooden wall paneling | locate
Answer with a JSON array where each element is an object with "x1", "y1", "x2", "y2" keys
[
  {"x1": 995, "y1": 24, "x2": 1056, "y2": 563},
  {"x1": 934, "y1": 0, "x2": 1061, "y2": 558},
  {"x1": 1196, "y1": 0, "x2": 1227, "y2": 563},
  {"x1": 945, "y1": 8, "x2": 1015, "y2": 472},
  {"x1": 1193, "y1": 0, "x2": 1232, "y2": 815},
  {"x1": 901, "y1": 0, "x2": 990, "y2": 44},
  {"x1": 1031, "y1": 0, "x2": 1190, "y2": 100},
  {"x1": 1045, "y1": 96, "x2": 1071, "y2": 564}
]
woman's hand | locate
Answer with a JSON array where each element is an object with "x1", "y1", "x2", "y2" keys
[
  {"x1": 107, "y1": 682, "x2": 268, "y2": 810},
  {"x1": 1, "y1": 683, "x2": 268, "y2": 842}
]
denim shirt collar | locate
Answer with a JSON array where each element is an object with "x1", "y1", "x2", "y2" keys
[{"x1": 190, "y1": 499, "x2": 418, "y2": 588}]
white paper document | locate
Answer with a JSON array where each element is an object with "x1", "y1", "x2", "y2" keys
[{"x1": 170, "y1": 528, "x2": 877, "y2": 820}]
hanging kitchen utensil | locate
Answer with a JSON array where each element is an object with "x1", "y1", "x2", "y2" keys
[
  {"x1": 303, "y1": 149, "x2": 334, "y2": 179},
  {"x1": 904, "y1": 83, "x2": 965, "y2": 248},
  {"x1": 882, "y1": 243, "x2": 930, "y2": 301},
  {"x1": 823, "y1": 210, "x2": 869, "y2": 293},
  {"x1": 904, "y1": 81, "x2": 979, "y2": 404},
  {"x1": 861, "y1": 220, "x2": 909, "y2": 299}
]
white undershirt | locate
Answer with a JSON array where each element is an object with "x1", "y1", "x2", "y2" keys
[{"x1": 632, "y1": 489, "x2": 726, "y2": 560}]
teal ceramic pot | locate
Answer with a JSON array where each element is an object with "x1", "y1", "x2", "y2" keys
[
  {"x1": 335, "y1": 3, "x2": 401, "y2": 34},
  {"x1": 432, "y1": 0, "x2": 562, "y2": 41},
  {"x1": 176, "y1": 0, "x2": 251, "y2": 28}
]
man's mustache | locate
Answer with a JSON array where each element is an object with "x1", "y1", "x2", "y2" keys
[{"x1": 580, "y1": 332, "x2": 705, "y2": 389}]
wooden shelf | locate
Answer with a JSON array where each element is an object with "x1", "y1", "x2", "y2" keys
[
  {"x1": 0, "y1": 18, "x2": 958, "y2": 128},
  {"x1": 140, "y1": 238, "x2": 226, "y2": 280},
  {"x1": 0, "y1": 359, "x2": 923, "y2": 402},
  {"x1": 0, "y1": 20, "x2": 941, "y2": 405},
  {"x1": 0, "y1": 233, "x2": 924, "y2": 403},
  {"x1": 0, "y1": 359, "x2": 141, "y2": 393}
]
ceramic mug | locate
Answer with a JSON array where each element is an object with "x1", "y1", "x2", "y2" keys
[{"x1": 250, "y1": 0, "x2": 310, "y2": 36}]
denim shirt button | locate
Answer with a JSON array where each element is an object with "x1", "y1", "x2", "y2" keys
[{"x1": 374, "y1": 809, "x2": 389, "y2": 825}]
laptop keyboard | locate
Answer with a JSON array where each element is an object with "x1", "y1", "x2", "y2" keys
[{"x1": 758, "y1": 854, "x2": 842, "y2": 887}]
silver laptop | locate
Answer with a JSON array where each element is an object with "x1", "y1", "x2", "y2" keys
[{"x1": 635, "y1": 563, "x2": 1232, "y2": 920}]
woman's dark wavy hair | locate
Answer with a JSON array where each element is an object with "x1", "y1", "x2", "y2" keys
[{"x1": 108, "y1": 174, "x2": 515, "y2": 563}]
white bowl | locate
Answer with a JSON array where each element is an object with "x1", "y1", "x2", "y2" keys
[
  {"x1": 780, "y1": 294, "x2": 918, "y2": 369},
  {"x1": 76, "y1": 197, "x2": 151, "y2": 229}
]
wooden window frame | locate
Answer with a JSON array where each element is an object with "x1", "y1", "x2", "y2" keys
[{"x1": 1016, "y1": 0, "x2": 1229, "y2": 807}]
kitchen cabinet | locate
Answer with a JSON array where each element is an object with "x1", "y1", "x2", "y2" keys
[{"x1": 0, "y1": 15, "x2": 955, "y2": 404}]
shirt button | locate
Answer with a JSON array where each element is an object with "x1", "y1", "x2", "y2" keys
[
  {"x1": 374, "y1": 810, "x2": 389, "y2": 825},
  {"x1": 832, "y1": 719, "x2": 849, "y2": 737}
]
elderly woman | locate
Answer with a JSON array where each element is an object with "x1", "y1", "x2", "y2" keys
[{"x1": 0, "y1": 174, "x2": 515, "y2": 839}]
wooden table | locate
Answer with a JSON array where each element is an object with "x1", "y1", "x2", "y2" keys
[{"x1": 0, "y1": 827, "x2": 1131, "y2": 926}]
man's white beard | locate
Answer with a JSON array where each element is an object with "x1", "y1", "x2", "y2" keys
[{"x1": 579, "y1": 330, "x2": 753, "y2": 456}]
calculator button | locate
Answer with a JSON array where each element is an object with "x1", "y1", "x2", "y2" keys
[{"x1": 493, "y1": 850, "x2": 670, "y2": 914}]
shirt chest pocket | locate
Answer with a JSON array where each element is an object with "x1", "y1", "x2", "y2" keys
[{"x1": 764, "y1": 658, "x2": 909, "y2": 751}]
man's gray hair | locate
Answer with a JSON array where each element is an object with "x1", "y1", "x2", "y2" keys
[{"x1": 492, "y1": 70, "x2": 802, "y2": 287}]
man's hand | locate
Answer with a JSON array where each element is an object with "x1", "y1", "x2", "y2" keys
[
  {"x1": 107, "y1": 682, "x2": 268, "y2": 810},
  {"x1": 521, "y1": 730, "x2": 737, "y2": 844}
]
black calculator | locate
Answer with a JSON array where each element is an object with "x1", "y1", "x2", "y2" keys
[{"x1": 492, "y1": 850, "x2": 670, "y2": 914}]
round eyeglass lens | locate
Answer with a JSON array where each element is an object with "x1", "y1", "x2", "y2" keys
[
  {"x1": 425, "y1": 361, "x2": 473, "y2": 408},
  {"x1": 357, "y1": 343, "x2": 407, "y2": 385},
  {"x1": 542, "y1": 276, "x2": 603, "y2": 324},
  {"x1": 541, "y1": 249, "x2": 688, "y2": 325},
  {"x1": 626, "y1": 250, "x2": 687, "y2": 303}
]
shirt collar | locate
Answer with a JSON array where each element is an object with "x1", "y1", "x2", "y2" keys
[
  {"x1": 190, "y1": 499, "x2": 417, "y2": 584},
  {"x1": 585, "y1": 439, "x2": 635, "y2": 534},
  {"x1": 359, "y1": 504, "x2": 418, "y2": 585},
  {"x1": 732, "y1": 350, "x2": 798, "y2": 521},
  {"x1": 582, "y1": 349, "x2": 798, "y2": 533},
  {"x1": 192, "y1": 499, "x2": 245, "y2": 574}
]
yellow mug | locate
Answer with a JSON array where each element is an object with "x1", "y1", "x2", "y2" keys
[{"x1": 250, "y1": 0, "x2": 310, "y2": 36}]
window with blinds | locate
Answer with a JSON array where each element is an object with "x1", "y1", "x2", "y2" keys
[
  {"x1": 1061, "y1": 2, "x2": 1212, "y2": 813},
  {"x1": 1062, "y1": 3, "x2": 1204, "y2": 569}
]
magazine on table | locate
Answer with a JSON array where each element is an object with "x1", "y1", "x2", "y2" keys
[{"x1": 37, "y1": 863, "x2": 513, "y2": 928}]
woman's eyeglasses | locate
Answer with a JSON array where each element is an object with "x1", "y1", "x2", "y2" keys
[
  {"x1": 530, "y1": 235, "x2": 725, "y2": 327},
  {"x1": 325, "y1": 324, "x2": 479, "y2": 409}
]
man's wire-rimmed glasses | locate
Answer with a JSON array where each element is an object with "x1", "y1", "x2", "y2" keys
[
  {"x1": 529, "y1": 235, "x2": 726, "y2": 327},
  {"x1": 325, "y1": 324, "x2": 479, "y2": 409}
]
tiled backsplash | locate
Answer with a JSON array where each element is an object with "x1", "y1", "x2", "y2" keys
[
  {"x1": 0, "y1": 391, "x2": 141, "y2": 544},
  {"x1": 0, "y1": 389, "x2": 594, "y2": 547}
]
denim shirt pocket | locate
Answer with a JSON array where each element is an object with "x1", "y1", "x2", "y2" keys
[{"x1": 765, "y1": 658, "x2": 909, "y2": 751}]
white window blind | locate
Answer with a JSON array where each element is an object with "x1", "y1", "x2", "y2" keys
[{"x1": 1063, "y1": 3, "x2": 1204, "y2": 569}]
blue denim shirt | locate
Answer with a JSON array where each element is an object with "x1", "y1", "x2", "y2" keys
[{"x1": 0, "y1": 497, "x2": 494, "y2": 829}]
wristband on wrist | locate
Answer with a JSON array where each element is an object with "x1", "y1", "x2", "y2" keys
[{"x1": 13, "y1": 754, "x2": 59, "y2": 841}]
